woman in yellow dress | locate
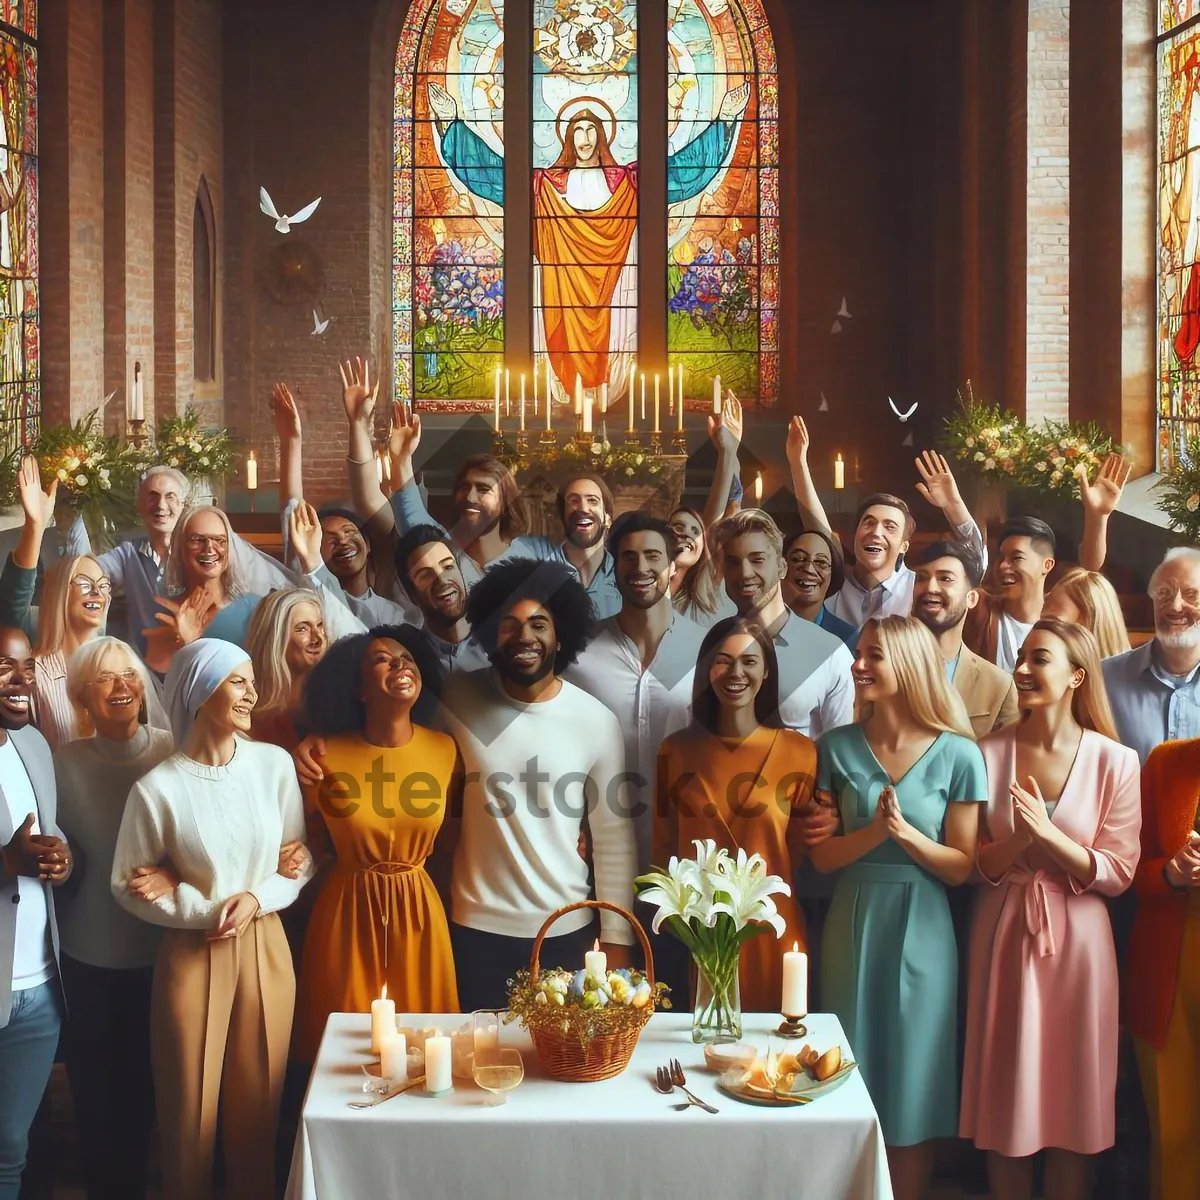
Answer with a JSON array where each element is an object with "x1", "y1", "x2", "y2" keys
[{"x1": 293, "y1": 625, "x2": 460, "y2": 1061}]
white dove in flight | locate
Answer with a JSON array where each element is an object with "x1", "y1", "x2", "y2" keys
[
  {"x1": 837, "y1": 296, "x2": 851, "y2": 319},
  {"x1": 888, "y1": 396, "x2": 918, "y2": 422},
  {"x1": 259, "y1": 187, "x2": 321, "y2": 234},
  {"x1": 311, "y1": 309, "x2": 330, "y2": 336},
  {"x1": 818, "y1": 391, "x2": 829, "y2": 412}
]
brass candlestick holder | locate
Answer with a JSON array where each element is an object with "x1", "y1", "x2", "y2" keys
[
  {"x1": 128, "y1": 418, "x2": 148, "y2": 451},
  {"x1": 623, "y1": 429, "x2": 642, "y2": 448},
  {"x1": 574, "y1": 432, "x2": 595, "y2": 452},
  {"x1": 515, "y1": 430, "x2": 531, "y2": 459},
  {"x1": 775, "y1": 1014, "x2": 808, "y2": 1039},
  {"x1": 539, "y1": 428, "x2": 559, "y2": 450},
  {"x1": 649, "y1": 432, "x2": 664, "y2": 456}
]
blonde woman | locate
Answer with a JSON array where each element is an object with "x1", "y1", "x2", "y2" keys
[
  {"x1": 668, "y1": 506, "x2": 729, "y2": 626},
  {"x1": 961, "y1": 620, "x2": 1140, "y2": 1200},
  {"x1": 246, "y1": 588, "x2": 328, "y2": 752},
  {"x1": 811, "y1": 614, "x2": 987, "y2": 1200},
  {"x1": 1042, "y1": 568, "x2": 1132, "y2": 659},
  {"x1": 0, "y1": 457, "x2": 113, "y2": 748},
  {"x1": 54, "y1": 637, "x2": 174, "y2": 1200}
]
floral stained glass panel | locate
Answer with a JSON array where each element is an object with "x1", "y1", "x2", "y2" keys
[
  {"x1": 1162, "y1": 1, "x2": 1200, "y2": 35},
  {"x1": 1157, "y1": 23, "x2": 1200, "y2": 468},
  {"x1": 667, "y1": 0, "x2": 778, "y2": 407},
  {"x1": 394, "y1": 0, "x2": 504, "y2": 407},
  {"x1": 0, "y1": 18, "x2": 36, "y2": 455}
]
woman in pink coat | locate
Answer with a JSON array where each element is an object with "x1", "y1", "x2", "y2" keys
[{"x1": 960, "y1": 618, "x2": 1141, "y2": 1200}]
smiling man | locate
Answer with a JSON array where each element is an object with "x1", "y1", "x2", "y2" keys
[
  {"x1": 438, "y1": 558, "x2": 635, "y2": 1012},
  {"x1": 0, "y1": 626, "x2": 73, "y2": 1197}
]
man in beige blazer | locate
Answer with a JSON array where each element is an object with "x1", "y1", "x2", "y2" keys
[{"x1": 911, "y1": 540, "x2": 1019, "y2": 738}]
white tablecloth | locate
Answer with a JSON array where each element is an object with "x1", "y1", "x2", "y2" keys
[{"x1": 287, "y1": 1012, "x2": 893, "y2": 1200}]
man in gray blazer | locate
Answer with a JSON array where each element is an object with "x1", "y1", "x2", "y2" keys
[{"x1": 0, "y1": 625, "x2": 72, "y2": 1200}]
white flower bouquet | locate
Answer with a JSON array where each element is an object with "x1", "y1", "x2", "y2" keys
[{"x1": 637, "y1": 839, "x2": 791, "y2": 1044}]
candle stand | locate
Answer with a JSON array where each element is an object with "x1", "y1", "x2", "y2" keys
[
  {"x1": 538, "y1": 428, "x2": 559, "y2": 451},
  {"x1": 670, "y1": 430, "x2": 688, "y2": 455},
  {"x1": 623, "y1": 430, "x2": 643, "y2": 449},
  {"x1": 128, "y1": 419, "x2": 148, "y2": 451},
  {"x1": 775, "y1": 1014, "x2": 809, "y2": 1039}
]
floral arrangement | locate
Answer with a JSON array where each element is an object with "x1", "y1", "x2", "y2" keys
[
  {"x1": 668, "y1": 236, "x2": 756, "y2": 349},
  {"x1": 506, "y1": 965, "x2": 669, "y2": 1045},
  {"x1": 637, "y1": 840, "x2": 790, "y2": 1041},
  {"x1": 941, "y1": 381, "x2": 1120, "y2": 498},
  {"x1": 502, "y1": 437, "x2": 682, "y2": 488},
  {"x1": 1155, "y1": 433, "x2": 1200, "y2": 543},
  {"x1": 148, "y1": 407, "x2": 235, "y2": 480}
]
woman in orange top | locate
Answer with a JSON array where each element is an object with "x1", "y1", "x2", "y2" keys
[
  {"x1": 1125, "y1": 738, "x2": 1200, "y2": 1200},
  {"x1": 653, "y1": 616, "x2": 834, "y2": 1013},
  {"x1": 293, "y1": 625, "x2": 460, "y2": 1062}
]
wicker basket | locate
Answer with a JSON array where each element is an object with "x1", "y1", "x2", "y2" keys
[{"x1": 522, "y1": 900, "x2": 655, "y2": 1083}]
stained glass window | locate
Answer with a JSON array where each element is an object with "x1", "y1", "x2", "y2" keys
[
  {"x1": 667, "y1": 0, "x2": 777, "y2": 406},
  {"x1": 394, "y1": 0, "x2": 504, "y2": 407},
  {"x1": 0, "y1": 7, "x2": 36, "y2": 457},
  {"x1": 1162, "y1": 1, "x2": 1200, "y2": 35},
  {"x1": 1157, "y1": 14, "x2": 1200, "y2": 468}
]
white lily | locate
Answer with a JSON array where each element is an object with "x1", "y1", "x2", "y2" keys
[
  {"x1": 709, "y1": 848, "x2": 791, "y2": 937},
  {"x1": 635, "y1": 861, "x2": 706, "y2": 935}
]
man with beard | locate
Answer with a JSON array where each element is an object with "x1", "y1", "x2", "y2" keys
[
  {"x1": 1103, "y1": 546, "x2": 1200, "y2": 765},
  {"x1": 440, "y1": 559, "x2": 635, "y2": 1011},
  {"x1": 911, "y1": 541, "x2": 1018, "y2": 737},
  {"x1": 712, "y1": 509, "x2": 854, "y2": 736},
  {"x1": 0, "y1": 626, "x2": 73, "y2": 1197}
]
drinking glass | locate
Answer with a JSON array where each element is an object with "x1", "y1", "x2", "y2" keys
[{"x1": 472, "y1": 1047, "x2": 524, "y2": 1105}]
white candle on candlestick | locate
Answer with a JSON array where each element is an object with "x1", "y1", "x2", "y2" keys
[
  {"x1": 583, "y1": 389, "x2": 593, "y2": 435},
  {"x1": 246, "y1": 452, "x2": 258, "y2": 491},
  {"x1": 781, "y1": 943, "x2": 808, "y2": 1018},
  {"x1": 494, "y1": 369, "x2": 501, "y2": 432},
  {"x1": 754, "y1": 471, "x2": 763, "y2": 504},
  {"x1": 370, "y1": 987, "x2": 396, "y2": 1053},
  {"x1": 600, "y1": 382, "x2": 609, "y2": 414},
  {"x1": 654, "y1": 374, "x2": 660, "y2": 433},
  {"x1": 380, "y1": 1032, "x2": 407, "y2": 1081},
  {"x1": 628, "y1": 372, "x2": 635, "y2": 432},
  {"x1": 519, "y1": 374, "x2": 526, "y2": 431},
  {"x1": 546, "y1": 357, "x2": 553, "y2": 413},
  {"x1": 584, "y1": 940, "x2": 607, "y2": 981},
  {"x1": 574, "y1": 375, "x2": 583, "y2": 417},
  {"x1": 130, "y1": 363, "x2": 144, "y2": 422},
  {"x1": 640, "y1": 373, "x2": 646, "y2": 421},
  {"x1": 425, "y1": 1035, "x2": 452, "y2": 1093},
  {"x1": 505, "y1": 369, "x2": 511, "y2": 418},
  {"x1": 834, "y1": 453, "x2": 845, "y2": 491},
  {"x1": 713, "y1": 375, "x2": 722, "y2": 414},
  {"x1": 532, "y1": 357, "x2": 539, "y2": 416}
]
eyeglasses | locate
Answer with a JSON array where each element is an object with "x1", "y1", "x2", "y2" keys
[
  {"x1": 788, "y1": 554, "x2": 832, "y2": 573},
  {"x1": 69, "y1": 577, "x2": 113, "y2": 597},
  {"x1": 1152, "y1": 584, "x2": 1200, "y2": 606},
  {"x1": 186, "y1": 534, "x2": 228, "y2": 550},
  {"x1": 90, "y1": 669, "x2": 139, "y2": 687}
]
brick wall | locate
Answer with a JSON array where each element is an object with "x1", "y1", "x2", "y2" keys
[{"x1": 1026, "y1": 0, "x2": 1071, "y2": 425}]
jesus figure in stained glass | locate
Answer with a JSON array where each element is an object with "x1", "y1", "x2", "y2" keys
[{"x1": 428, "y1": 79, "x2": 749, "y2": 403}]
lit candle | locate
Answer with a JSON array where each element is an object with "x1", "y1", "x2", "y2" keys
[
  {"x1": 600, "y1": 382, "x2": 609, "y2": 414},
  {"x1": 380, "y1": 1032, "x2": 407, "y2": 1081},
  {"x1": 574, "y1": 374, "x2": 583, "y2": 417},
  {"x1": 654, "y1": 374, "x2": 661, "y2": 433},
  {"x1": 370, "y1": 985, "x2": 396, "y2": 1054},
  {"x1": 546, "y1": 357, "x2": 553, "y2": 413},
  {"x1": 494, "y1": 371, "x2": 501, "y2": 432},
  {"x1": 505, "y1": 369, "x2": 511, "y2": 418},
  {"x1": 546, "y1": 379, "x2": 553, "y2": 432},
  {"x1": 519, "y1": 374, "x2": 526, "y2": 432},
  {"x1": 246, "y1": 451, "x2": 258, "y2": 491},
  {"x1": 583, "y1": 389, "x2": 593, "y2": 435},
  {"x1": 677, "y1": 368, "x2": 685, "y2": 432},
  {"x1": 834, "y1": 453, "x2": 845, "y2": 491},
  {"x1": 781, "y1": 943, "x2": 808, "y2": 1018},
  {"x1": 382, "y1": 449, "x2": 392, "y2": 485},
  {"x1": 712, "y1": 374, "x2": 722, "y2": 414},
  {"x1": 641, "y1": 372, "x2": 646, "y2": 422},
  {"x1": 130, "y1": 362, "x2": 144, "y2": 422},
  {"x1": 425, "y1": 1034, "x2": 452, "y2": 1094},
  {"x1": 532, "y1": 357, "x2": 539, "y2": 416},
  {"x1": 584, "y1": 939, "x2": 607, "y2": 981},
  {"x1": 754, "y1": 471, "x2": 763, "y2": 504},
  {"x1": 628, "y1": 373, "x2": 635, "y2": 432}
]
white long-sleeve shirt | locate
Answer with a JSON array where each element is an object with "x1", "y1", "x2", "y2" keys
[
  {"x1": 111, "y1": 738, "x2": 313, "y2": 930},
  {"x1": 441, "y1": 668, "x2": 637, "y2": 945}
]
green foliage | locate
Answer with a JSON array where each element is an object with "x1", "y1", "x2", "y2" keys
[
  {"x1": 149, "y1": 408, "x2": 235, "y2": 480},
  {"x1": 1156, "y1": 434, "x2": 1200, "y2": 543},
  {"x1": 500, "y1": 438, "x2": 680, "y2": 488}
]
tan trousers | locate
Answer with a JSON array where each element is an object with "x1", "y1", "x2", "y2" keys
[{"x1": 151, "y1": 913, "x2": 294, "y2": 1200}]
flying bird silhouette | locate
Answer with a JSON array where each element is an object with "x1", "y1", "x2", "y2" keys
[
  {"x1": 837, "y1": 297, "x2": 851, "y2": 319},
  {"x1": 818, "y1": 392, "x2": 829, "y2": 412},
  {"x1": 259, "y1": 187, "x2": 321, "y2": 234},
  {"x1": 888, "y1": 396, "x2": 918, "y2": 422},
  {"x1": 311, "y1": 309, "x2": 330, "y2": 336},
  {"x1": 830, "y1": 319, "x2": 843, "y2": 335}
]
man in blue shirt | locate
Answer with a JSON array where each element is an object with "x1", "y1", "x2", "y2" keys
[{"x1": 1102, "y1": 547, "x2": 1200, "y2": 765}]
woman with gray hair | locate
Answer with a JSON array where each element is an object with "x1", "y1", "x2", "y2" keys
[
  {"x1": 54, "y1": 636, "x2": 174, "y2": 1200},
  {"x1": 111, "y1": 638, "x2": 313, "y2": 1200}
]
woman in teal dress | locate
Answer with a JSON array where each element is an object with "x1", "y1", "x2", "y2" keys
[{"x1": 811, "y1": 614, "x2": 986, "y2": 1200}]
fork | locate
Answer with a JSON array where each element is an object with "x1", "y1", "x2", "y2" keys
[
  {"x1": 347, "y1": 1074, "x2": 426, "y2": 1108},
  {"x1": 667, "y1": 1059, "x2": 719, "y2": 1113}
]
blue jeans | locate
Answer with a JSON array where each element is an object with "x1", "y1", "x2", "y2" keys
[{"x1": 0, "y1": 979, "x2": 62, "y2": 1199}]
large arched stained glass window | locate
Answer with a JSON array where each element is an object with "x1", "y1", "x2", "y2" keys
[
  {"x1": 394, "y1": 0, "x2": 504, "y2": 408},
  {"x1": 0, "y1": 0, "x2": 38, "y2": 453},
  {"x1": 392, "y1": 0, "x2": 778, "y2": 411},
  {"x1": 668, "y1": 0, "x2": 777, "y2": 406}
]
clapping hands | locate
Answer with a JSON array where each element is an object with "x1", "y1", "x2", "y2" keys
[{"x1": 1011, "y1": 776, "x2": 1053, "y2": 843}]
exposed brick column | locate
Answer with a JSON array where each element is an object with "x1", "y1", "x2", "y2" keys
[
  {"x1": 1025, "y1": 0, "x2": 1071, "y2": 425},
  {"x1": 39, "y1": 0, "x2": 106, "y2": 426}
]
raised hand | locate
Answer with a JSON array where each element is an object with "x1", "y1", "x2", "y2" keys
[
  {"x1": 271, "y1": 383, "x2": 302, "y2": 442},
  {"x1": 339, "y1": 357, "x2": 379, "y2": 427},
  {"x1": 914, "y1": 450, "x2": 965, "y2": 512},
  {"x1": 151, "y1": 587, "x2": 218, "y2": 650},
  {"x1": 719, "y1": 82, "x2": 751, "y2": 121},
  {"x1": 289, "y1": 500, "x2": 324, "y2": 573},
  {"x1": 427, "y1": 82, "x2": 458, "y2": 124},
  {"x1": 786, "y1": 415, "x2": 811, "y2": 470},
  {"x1": 706, "y1": 391, "x2": 743, "y2": 454},
  {"x1": 17, "y1": 456, "x2": 56, "y2": 528},
  {"x1": 389, "y1": 401, "x2": 422, "y2": 465},
  {"x1": 128, "y1": 862, "x2": 180, "y2": 903},
  {"x1": 1076, "y1": 453, "x2": 1132, "y2": 518}
]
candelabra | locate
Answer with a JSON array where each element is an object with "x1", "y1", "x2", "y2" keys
[{"x1": 128, "y1": 419, "x2": 148, "y2": 451}]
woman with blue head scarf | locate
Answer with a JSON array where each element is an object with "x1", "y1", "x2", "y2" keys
[{"x1": 110, "y1": 638, "x2": 313, "y2": 1200}]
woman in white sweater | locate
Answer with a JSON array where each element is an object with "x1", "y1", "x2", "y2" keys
[{"x1": 111, "y1": 638, "x2": 313, "y2": 1200}]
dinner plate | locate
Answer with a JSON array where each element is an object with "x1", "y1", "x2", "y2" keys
[
  {"x1": 785, "y1": 1059, "x2": 858, "y2": 1098},
  {"x1": 715, "y1": 1077, "x2": 813, "y2": 1107},
  {"x1": 716, "y1": 1057, "x2": 858, "y2": 1106}
]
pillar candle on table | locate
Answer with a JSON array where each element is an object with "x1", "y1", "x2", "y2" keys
[
  {"x1": 834, "y1": 453, "x2": 845, "y2": 491},
  {"x1": 425, "y1": 1035, "x2": 452, "y2": 1093},
  {"x1": 781, "y1": 943, "x2": 808, "y2": 1017},
  {"x1": 585, "y1": 940, "x2": 607, "y2": 980},
  {"x1": 654, "y1": 374, "x2": 660, "y2": 433},
  {"x1": 246, "y1": 452, "x2": 258, "y2": 491},
  {"x1": 370, "y1": 987, "x2": 396, "y2": 1054},
  {"x1": 712, "y1": 374, "x2": 722, "y2": 414},
  {"x1": 380, "y1": 1032, "x2": 407, "y2": 1081}
]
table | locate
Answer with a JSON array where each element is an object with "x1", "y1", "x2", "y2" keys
[{"x1": 287, "y1": 1012, "x2": 893, "y2": 1200}]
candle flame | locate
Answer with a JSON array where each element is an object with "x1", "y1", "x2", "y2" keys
[
  {"x1": 381, "y1": 983, "x2": 388, "y2": 1002},
  {"x1": 792, "y1": 941, "x2": 799, "y2": 953},
  {"x1": 593, "y1": 939, "x2": 600, "y2": 952}
]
